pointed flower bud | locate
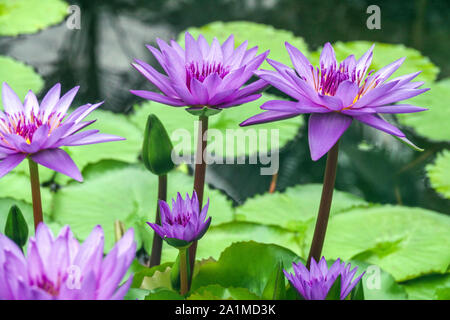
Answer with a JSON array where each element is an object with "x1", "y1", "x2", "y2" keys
[{"x1": 142, "y1": 114, "x2": 175, "y2": 176}]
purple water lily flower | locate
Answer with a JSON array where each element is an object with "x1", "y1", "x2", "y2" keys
[
  {"x1": 130, "y1": 32, "x2": 269, "y2": 110},
  {"x1": 284, "y1": 257, "x2": 364, "y2": 300},
  {"x1": 0, "y1": 82, "x2": 124, "y2": 181},
  {"x1": 241, "y1": 42, "x2": 429, "y2": 160},
  {"x1": 147, "y1": 191, "x2": 211, "y2": 246},
  {"x1": 0, "y1": 223, "x2": 136, "y2": 300}
]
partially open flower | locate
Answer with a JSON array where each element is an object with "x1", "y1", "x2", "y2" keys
[
  {"x1": 147, "y1": 191, "x2": 211, "y2": 248},
  {"x1": 0, "y1": 82, "x2": 124, "y2": 181},
  {"x1": 130, "y1": 32, "x2": 269, "y2": 112},
  {"x1": 284, "y1": 257, "x2": 364, "y2": 300},
  {"x1": 0, "y1": 223, "x2": 136, "y2": 300}
]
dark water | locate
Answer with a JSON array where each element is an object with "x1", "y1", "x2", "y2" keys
[{"x1": 1, "y1": 0, "x2": 449, "y2": 213}]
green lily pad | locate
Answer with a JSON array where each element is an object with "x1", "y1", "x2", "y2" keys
[
  {"x1": 51, "y1": 165, "x2": 234, "y2": 253},
  {"x1": 188, "y1": 284, "x2": 260, "y2": 300},
  {"x1": 191, "y1": 241, "x2": 302, "y2": 297},
  {"x1": 397, "y1": 78, "x2": 450, "y2": 142},
  {"x1": 347, "y1": 260, "x2": 407, "y2": 300},
  {"x1": 179, "y1": 21, "x2": 309, "y2": 70},
  {"x1": 129, "y1": 93, "x2": 303, "y2": 158},
  {"x1": 0, "y1": 56, "x2": 44, "y2": 107},
  {"x1": 310, "y1": 205, "x2": 450, "y2": 281},
  {"x1": 235, "y1": 184, "x2": 368, "y2": 249},
  {"x1": 401, "y1": 273, "x2": 450, "y2": 300},
  {"x1": 0, "y1": 172, "x2": 53, "y2": 215},
  {"x1": 0, "y1": 0, "x2": 68, "y2": 36},
  {"x1": 426, "y1": 150, "x2": 450, "y2": 199},
  {"x1": 161, "y1": 221, "x2": 302, "y2": 264},
  {"x1": 144, "y1": 288, "x2": 184, "y2": 300},
  {"x1": 309, "y1": 41, "x2": 439, "y2": 83}
]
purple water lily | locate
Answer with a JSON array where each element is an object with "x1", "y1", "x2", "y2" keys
[
  {"x1": 284, "y1": 257, "x2": 364, "y2": 300},
  {"x1": 0, "y1": 82, "x2": 124, "y2": 181},
  {"x1": 147, "y1": 191, "x2": 211, "y2": 245},
  {"x1": 241, "y1": 42, "x2": 429, "y2": 160},
  {"x1": 0, "y1": 223, "x2": 136, "y2": 300},
  {"x1": 130, "y1": 32, "x2": 269, "y2": 110}
]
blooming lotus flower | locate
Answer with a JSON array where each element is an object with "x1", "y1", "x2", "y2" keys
[
  {"x1": 130, "y1": 32, "x2": 269, "y2": 111},
  {"x1": 0, "y1": 83, "x2": 124, "y2": 181},
  {"x1": 241, "y1": 42, "x2": 429, "y2": 160},
  {"x1": 0, "y1": 223, "x2": 136, "y2": 300},
  {"x1": 147, "y1": 191, "x2": 211, "y2": 247},
  {"x1": 284, "y1": 257, "x2": 364, "y2": 300}
]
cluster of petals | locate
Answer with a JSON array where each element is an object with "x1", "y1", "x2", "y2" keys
[
  {"x1": 130, "y1": 32, "x2": 269, "y2": 110},
  {"x1": 284, "y1": 257, "x2": 364, "y2": 300},
  {"x1": 0, "y1": 223, "x2": 136, "y2": 300},
  {"x1": 241, "y1": 42, "x2": 429, "y2": 160},
  {"x1": 0, "y1": 82, "x2": 124, "y2": 181}
]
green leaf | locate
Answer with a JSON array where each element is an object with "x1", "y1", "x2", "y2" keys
[
  {"x1": 129, "y1": 93, "x2": 303, "y2": 158},
  {"x1": 141, "y1": 266, "x2": 173, "y2": 291},
  {"x1": 124, "y1": 288, "x2": 151, "y2": 301},
  {"x1": 397, "y1": 78, "x2": 450, "y2": 142},
  {"x1": 189, "y1": 284, "x2": 260, "y2": 300},
  {"x1": 326, "y1": 274, "x2": 342, "y2": 300},
  {"x1": 309, "y1": 41, "x2": 439, "y2": 83},
  {"x1": 310, "y1": 205, "x2": 450, "y2": 281},
  {"x1": 161, "y1": 222, "x2": 302, "y2": 264},
  {"x1": 131, "y1": 261, "x2": 173, "y2": 289},
  {"x1": 4, "y1": 205, "x2": 29, "y2": 249},
  {"x1": 0, "y1": 171, "x2": 53, "y2": 215},
  {"x1": 144, "y1": 288, "x2": 184, "y2": 300},
  {"x1": 0, "y1": 0, "x2": 68, "y2": 36},
  {"x1": 0, "y1": 56, "x2": 44, "y2": 108},
  {"x1": 191, "y1": 241, "x2": 302, "y2": 297},
  {"x1": 348, "y1": 260, "x2": 407, "y2": 300},
  {"x1": 51, "y1": 165, "x2": 234, "y2": 253},
  {"x1": 262, "y1": 261, "x2": 286, "y2": 300},
  {"x1": 235, "y1": 184, "x2": 368, "y2": 256},
  {"x1": 142, "y1": 114, "x2": 175, "y2": 175},
  {"x1": 426, "y1": 150, "x2": 450, "y2": 199},
  {"x1": 179, "y1": 21, "x2": 309, "y2": 70},
  {"x1": 401, "y1": 273, "x2": 450, "y2": 300}
]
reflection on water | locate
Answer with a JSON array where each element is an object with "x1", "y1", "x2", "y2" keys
[{"x1": 0, "y1": 0, "x2": 448, "y2": 212}]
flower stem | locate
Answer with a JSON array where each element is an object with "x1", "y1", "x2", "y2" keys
[
  {"x1": 179, "y1": 247, "x2": 189, "y2": 296},
  {"x1": 306, "y1": 141, "x2": 340, "y2": 269},
  {"x1": 149, "y1": 174, "x2": 168, "y2": 267},
  {"x1": 28, "y1": 158, "x2": 43, "y2": 230},
  {"x1": 188, "y1": 115, "x2": 208, "y2": 285}
]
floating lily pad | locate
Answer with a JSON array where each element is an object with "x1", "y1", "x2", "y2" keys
[
  {"x1": 235, "y1": 184, "x2": 368, "y2": 237},
  {"x1": 129, "y1": 93, "x2": 303, "y2": 158},
  {"x1": 0, "y1": 172, "x2": 53, "y2": 215},
  {"x1": 0, "y1": 0, "x2": 68, "y2": 36},
  {"x1": 426, "y1": 150, "x2": 450, "y2": 199},
  {"x1": 310, "y1": 205, "x2": 450, "y2": 281},
  {"x1": 191, "y1": 241, "x2": 302, "y2": 296},
  {"x1": 397, "y1": 78, "x2": 450, "y2": 142},
  {"x1": 401, "y1": 273, "x2": 450, "y2": 300},
  {"x1": 189, "y1": 284, "x2": 260, "y2": 300},
  {"x1": 0, "y1": 56, "x2": 44, "y2": 107},
  {"x1": 51, "y1": 165, "x2": 234, "y2": 253},
  {"x1": 179, "y1": 21, "x2": 309, "y2": 70},
  {"x1": 161, "y1": 221, "x2": 302, "y2": 264},
  {"x1": 309, "y1": 41, "x2": 439, "y2": 83}
]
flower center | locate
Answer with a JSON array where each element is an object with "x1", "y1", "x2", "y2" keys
[
  {"x1": 36, "y1": 275, "x2": 62, "y2": 297},
  {"x1": 185, "y1": 61, "x2": 230, "y2": 90},
  {"x1": 167, "y1": 212, "x2": 192, "y2": 227},
  {"x1": 0, "y1": 110, "x2": 64, "y2": 144}
]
